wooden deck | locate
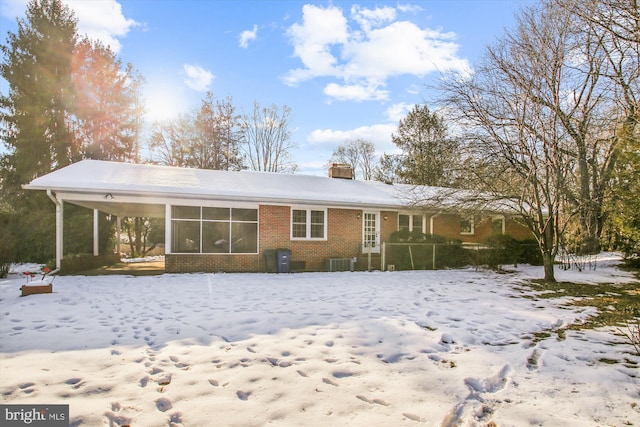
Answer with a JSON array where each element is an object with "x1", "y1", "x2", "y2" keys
[{"x1": 80, "y1": 260, "x2": 165, "y2": 276}]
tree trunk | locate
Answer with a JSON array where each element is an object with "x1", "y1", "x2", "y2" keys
[{"x1": 542, "y1": 252, "x2": 556, "y2": 282}]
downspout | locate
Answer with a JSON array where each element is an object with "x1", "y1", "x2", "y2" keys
[
  {"x1": 429, "y1": 212, "x2": 442, "y2": 236},
  {"x1": 46, "y1": 190, "x2": 62, "y2": 275}
]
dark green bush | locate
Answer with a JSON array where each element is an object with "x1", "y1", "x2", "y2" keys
[
  {"x1": 60, "y1": 253, "x2": 120, "y2": 275},
  {"x1": 477, "y1": 236, "x2": 543, "y2": 268},
  {"x1": 386, "y1": 231, "x2": 468, "y2": 270}
]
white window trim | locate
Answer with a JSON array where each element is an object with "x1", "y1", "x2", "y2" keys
[
  {"x1": 460, "y1": 216, "x2": 475, "y2": 235},
  {"x1": 290, "y1": 207, "x2": 328, "y2": 241}
]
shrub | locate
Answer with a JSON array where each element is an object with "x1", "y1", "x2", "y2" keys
[
  {"x1": 479, "y1": 236, "x2": 543, "y2": 268},
  {"x1": 387, "y1": 232, "x2": 468, "y2": 270},
  {"x1": 60, "y1": 253, "x2": 120, "y2": 275}
]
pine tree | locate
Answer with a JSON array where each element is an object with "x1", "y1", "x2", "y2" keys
[
  {"x1": 72, "y1": 38, "x2": 145, "y2": 162},
  {"x1": 1, "y1": 0, "x2": 78, "y2": 194},
  {"x1": 391, "y1": 105, "x2": 460, "y2": 187}
]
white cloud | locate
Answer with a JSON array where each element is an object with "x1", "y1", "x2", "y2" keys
[
  {"x1": 284, "y1": 4, "x2": 471, "y2": 102},
  {"x1": 64, "y1": 0, "x2": 139, "y2": 53},
  {"x1": 1, "y1": 0, "x2": 139, "y2": 53},
  {"x1": 308, "y1": 123, "x2": 397, "y2": 151},
  {"x1": 385, "y1": 103, "x2": 414, "y2": 123},
  {"x1": 239, "y1": 24, "x2": 258, "y2": 48},
  {"x1": 323, "y1": 82, "x2": 388, "y2": 102},
  {"x1": 350, "y1": 4, "x2": 396, "y2": 33},
  {"x1": 183, "y1": 64, "x2": 215, "y2": 91},
  {"x1": 283, "y1": 4, "x2": 348, "y2": 86}
]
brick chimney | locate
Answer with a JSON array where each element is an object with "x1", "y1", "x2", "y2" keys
[{"x1": 328, "y1": 163, "x2": 354, "y2": 179}]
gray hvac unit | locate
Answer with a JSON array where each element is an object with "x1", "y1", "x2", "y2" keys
[{"x1": 326, "y1": 258, "x2": 355, "y2": 272}]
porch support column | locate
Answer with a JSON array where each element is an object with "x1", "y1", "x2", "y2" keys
[
  {"x1": 47, "y1": 190, "x2": 63, "y2": 271},
  {"x1": 116, "y1": 216, "x2": 121, "y2": 255},
  {"x1": 93, "y1": 209, "x2": 99, "y2": 256},
  {"x1": 165, "y1": 204, "x2": 172, "y2": 255}
]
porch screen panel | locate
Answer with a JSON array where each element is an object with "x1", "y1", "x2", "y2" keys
[
  {"x1": 171, "y1": 205, "x2": 258, "y2": 254},
  {"x1": 202, "y1": 222, "x2": 230, "y2": 253},
  {"x1": 231, "y1": 222, "x2": 258, "y2": 253},
  {"x1": 172, "y1": 221, "x2": 200, "y2": 253}
]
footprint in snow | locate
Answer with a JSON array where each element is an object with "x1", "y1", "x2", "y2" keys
[
  {"x1": 155, "y1": 397, "x2": 172, "y2": 412},
  {"x1": 465, "y1": 365, "x2": 513, "y2": 394},
  {"x1": 236, "y1": 390, "x2": 251, "y2": 401},
  {"x1": 322, "y1": 378, "x2": 338, "y2": 387}
]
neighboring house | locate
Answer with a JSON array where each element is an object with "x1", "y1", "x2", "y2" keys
[{"x1": 25, "y1": 160, "x2": 533, "y2": 273}]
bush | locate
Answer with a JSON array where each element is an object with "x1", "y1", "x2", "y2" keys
[
  {"x1": 478, "y1": 236, "x2": 543, "y2": 269},
  {"x1": 60, "y1": 253, "x2": 120, "y2": 275},
  {"x1": 386, "y1": 231, "x2": 468, "y2": 270},
  {"x1": 0, "y1": 212, "x2": 18, "y2": 278}
]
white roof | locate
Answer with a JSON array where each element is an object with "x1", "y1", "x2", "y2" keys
[{"x1": 25, "y1": 160, "x2": 513, "y2": 217}]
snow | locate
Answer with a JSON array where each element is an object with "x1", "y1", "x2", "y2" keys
[{"x1": 1, "y1": 256, "x2": 638, "y2": 426}]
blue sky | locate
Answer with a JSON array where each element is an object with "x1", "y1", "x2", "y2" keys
[{"x1": 1, "y1": 0, "x2": 532, "y2": 175}]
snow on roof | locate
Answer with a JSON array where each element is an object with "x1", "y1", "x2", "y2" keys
[
  {"x1": 25, "y1": 160, "x2": 516, "y2": 213},
  {"x1": 25, "y1": 160, "x2": 405, "y2": 208}
]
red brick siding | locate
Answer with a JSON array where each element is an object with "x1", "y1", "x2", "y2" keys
[
  {"x1": 166, "y1": 205, "x2": 534, "y2": 273},
  {"x1": 166, "y1": 253, "x2": 260, "y2": 273},
  {"x1": 291, "y1": 208, "x2": 362, "y2": 271},
  {"x1": 380, "y1": 211, "x2": 397, "y2": 243},
  {"x1": 430, "y1": 213, "x2": 533, "y2": 243},
  {"x1": 505, "y1": 218, "x2": 534, "y2": 240}
]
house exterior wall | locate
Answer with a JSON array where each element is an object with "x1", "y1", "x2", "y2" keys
[
  {"x1": 505, "y1": 218, "x2": 534, "y2": 240},
  {"x1": 165, "y1": 205, "x2": 534, "y2": 273},
  {"x1": 291, "y1": 208, "x2": 362, "y2": 271},
  {"x1": 166, "y1": 205, "x2": 367, "y2": 273},
  {"x1": 429, "y1": 213, "x2": 533, "y2": 244}
]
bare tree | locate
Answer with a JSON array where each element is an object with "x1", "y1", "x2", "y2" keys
[
  {"x1": 440, "y1": 0, "x2": 638, "y2": 279},
  {"x1": 440, "y1": 2, "x2": 577, "y2": 282},
  {"x1": 329, "y1": 138, "x2": 376, "y2": 180},
  {"x1": 192, "y1": 92, "x2": 244, "y2": 171},
  {"x1": 239, "y1": 101, "x2": 298, "y2": 173},
  {"x1": 147, "y1": 115, "x2": 193, "y2": 167}
]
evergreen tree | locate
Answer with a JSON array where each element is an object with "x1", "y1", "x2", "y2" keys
[
  {"x1": 1, "y1": 0, "x2": 78, "y2": 195},
  {"x1": 606, "y1": 115, "x2": 640, "y2": 263},
  {"x1": 1, "y1": 0, "x2": 145, "y2": 263},
  {"x1": 72, "y1": 38, "x2": 145, "y2": 162},
  {"x1": 391, "y1": 105, "x2": 460, "y2": 187}
]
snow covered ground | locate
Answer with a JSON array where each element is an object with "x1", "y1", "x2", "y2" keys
[{"x1": 1, "y1": 255, "x2": 638, "y2": 426}]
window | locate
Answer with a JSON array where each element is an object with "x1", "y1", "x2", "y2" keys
[
  {"x1": 171, "y1": 206, "x2": 258, "y2": 254},
  {"x1": 398, "y1": 214, "x2": 410, "y2": 232},
  {"x1": 398, "y1": 214, "x2": 425, "y2": 233},
  {"x1": 292, "y1": 208, "x2": 326, "y2": 240},
  {"x1": 492, "y1": 216, "x2": 505, "y2": 235},
  {"x1": 460, "y1": 216, "x2": 474, "y2": 235}
]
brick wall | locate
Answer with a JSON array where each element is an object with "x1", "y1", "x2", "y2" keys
[
  {"x1": 291, "y1": 208, "x2": 362, "y2": 271},
  {"x1": 166, "y1": 205, "x2": 534, "y2": 273},
  {"x1": 430, "y1": 213, "x2": 533, "y2": 243},
  {"x1": 166, "y1": 253, "x2": 260, "y2": 273}
]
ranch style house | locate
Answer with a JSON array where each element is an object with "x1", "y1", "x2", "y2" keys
[{"x1": 25, "y1": 160, "x2": 533, "y2": 273}]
